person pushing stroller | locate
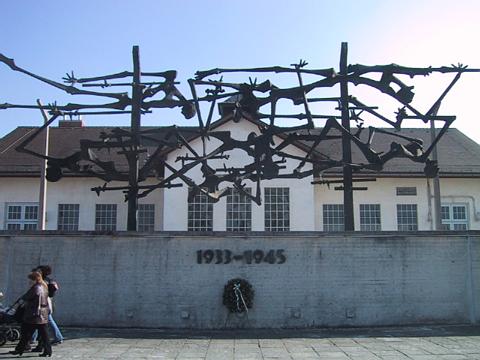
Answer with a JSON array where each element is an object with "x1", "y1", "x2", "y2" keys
[{"x1": 9, "y1": 271, "x2": 52, "y2": 357}]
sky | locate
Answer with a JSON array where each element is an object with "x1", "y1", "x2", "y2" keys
[{"x1": 1, "y1": 0, "x2": 480, "y2": 143}]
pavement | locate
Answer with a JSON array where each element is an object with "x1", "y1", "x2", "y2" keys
[{"x1": 0, "y1": 325, "x2": 480, "y2": 359}]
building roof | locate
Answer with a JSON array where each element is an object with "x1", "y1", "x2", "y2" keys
[
  {"x1": 292, "y1": 126, "x2": 480, "y2": 177},
  {"x1": 0, "y1": 125, "x2": 200, "y2": 176},
  {"x1": 0, "y1": 117, "x2": 479, "y2": 178}
]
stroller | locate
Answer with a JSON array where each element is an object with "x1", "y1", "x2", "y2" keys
[{"x1": 0, "y1": 292, "x2": 22, "y2": 347}]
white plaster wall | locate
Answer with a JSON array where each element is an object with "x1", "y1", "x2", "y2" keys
[
  {"x1": 0, "y1": 178, "x2": 40, "y2": 230},
  {"x1": 1, "y1": 174, "x2": 478, "y2": 232},
  {"x1": 314, "y1": 177, "x2": 480, "y2": 231},
  {"x1": 440, "y1": 178, "x2": 480, "y2": 228},
  {"x1": 0, "y1": 177, "x2": 164, "y2": 231},
  {"x1": 1, "y1": 117, "x2": 479, "y2": 233},
  {"x1": 163, "y1": 118, "x2": 315, "y2": 231}
]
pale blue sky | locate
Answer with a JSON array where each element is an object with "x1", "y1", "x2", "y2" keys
[{"x1": 1, "y1": 0, "x2": 480, "y2": 142}]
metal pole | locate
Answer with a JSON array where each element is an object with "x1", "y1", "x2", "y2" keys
[
  {"x1": 37, "y1": 100, "x2": 49, "y2": 230},
  {"x1": 127, "y1": 45, "x2": 142, "y2": 231},
  {"x1": 429, "y1": 122, "x2": 442, "y2": 230},
  {"x1": 340, "y1": 42, "x2": 354, "y2": 231}
]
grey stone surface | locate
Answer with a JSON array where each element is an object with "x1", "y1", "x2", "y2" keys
[
  {"x1": 0, "y1": 325, "x2": 479, "y2": 360},
  {"x1": 1, "y1": 232, "x2": 479, "y2": 329}
]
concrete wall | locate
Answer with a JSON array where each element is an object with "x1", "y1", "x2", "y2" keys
[{"x1": 0, "y1": 231, "x2": 478, "y2": 329}]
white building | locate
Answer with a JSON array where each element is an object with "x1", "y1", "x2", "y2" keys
[{"x1": 0, "y1": 114, "x2": 479, "y2": 232}]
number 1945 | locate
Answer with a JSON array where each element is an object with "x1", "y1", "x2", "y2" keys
[{"x1": 196, "y1": 249, "x2": 286, "y2": 265}]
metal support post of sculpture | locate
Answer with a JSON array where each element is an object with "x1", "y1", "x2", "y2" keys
[
  {"x1": 339, "y1": 42, "x2": 354, "y2": 231},
  {"x1": 128, "y1": 46, "x2": 142, "y2": 231},
  {"x1": 1, "y1": 43, "x2": 479, "y2": 231}
]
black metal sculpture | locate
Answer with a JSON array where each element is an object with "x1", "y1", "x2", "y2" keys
[
  {"x1": 171, "y1": 43, "x2": 478, "y2": 229},
  {"x1": 0, "y1": 47, "x2": 194, "y2": 230},
  {"x1": 1, "y1": 43, "x2": 478, "y2": 231}
]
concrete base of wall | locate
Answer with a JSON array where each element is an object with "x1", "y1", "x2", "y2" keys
[{"x1": 0, "y1": 231, "x2": 479, "y2": 329}]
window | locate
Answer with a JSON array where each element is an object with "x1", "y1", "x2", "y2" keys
[
  {"x1": 441, "y1": 204, "x2": 469, "y2": 230},
  {"x1": 360, "y1": 204, "x2": 381, "y2": 231},
  {"x1": 397, "y1": 204, "x2": 418, "y2": 231},
  {"x1": 5, "y1": 203, "x2": 38, "y2": 230},
  {"x1": 323, "y1": 204, "x2": 344, "y2": 231},
  {"x1": 138, "y1": 204, "x2": 155, "y2": 232},
  {"x1": 95, "y1": 204, "x2": 117, "y2": 231},
  {"x1": 226, "y1": 188, "x2": 251, "y2": 231},
  {"x1": 188, "y1": 191, "x2": 213, "y2": 231},
  {"x1": 396, "y1": 187, "x2": 417, "y2": 196},
  {"x1": 57, "y1": 204, "x2": 79, "y2": 231},
  {"x1": 264, "y1": 187, "x2": 290, "y2": 232}
]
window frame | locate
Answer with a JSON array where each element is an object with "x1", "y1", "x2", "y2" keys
[
  {"x1": 360, "y1": 204, "x2": 381, "y2": 231},
  {"x1": 441, "y1": 203, "x2": 469, "y2": 230},
  {"x1": 396, "y1": 203, "x2": 418, "y2": 231},
  {"x1": 95, "y1": 204, "x2": 117, "y2": 231},
  {"x1": 264, "y1": 187, "x2": 290, "y2": 232},
  {"x1": 226, "y1": 188, "x2": 252, "y2": 232},
  {"x1": 57, "y1": 204, "x2": 80, "y2": 231},
  {"x1": 138, "y1": 204, "x2": 155, "y2": 232},
  {"x1": 187, "y1": 190, "x2": 214, "y2": 232},
  {"x1": 323, "y1": 204, "x2": 345, "y2": 232},
  {"x1": 5, "y1": 202, "x2": 39, "y2": 230}
]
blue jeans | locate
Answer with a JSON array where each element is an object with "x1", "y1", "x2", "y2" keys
[{"x1": 32, "y1": 314, "x2": 63, "y2": 342}]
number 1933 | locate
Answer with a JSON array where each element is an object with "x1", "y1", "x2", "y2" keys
[{"x1": 196, "y1": 249, "x2": 286, "y2": 265}]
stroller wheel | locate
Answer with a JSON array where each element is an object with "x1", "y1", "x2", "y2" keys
[
  {"x1": 6, "y1": 328, "x2": 20, "y2": 341},
  {"x1": 0, "y1": 332, "x2": 7, "y2": 347}
]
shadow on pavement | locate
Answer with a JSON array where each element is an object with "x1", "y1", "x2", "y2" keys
[{"x1": 55, "y1": 324, "x2": 480, "y2": 340}]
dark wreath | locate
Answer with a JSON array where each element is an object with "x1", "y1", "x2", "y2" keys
[{"x1": 222, "y1": 278, "x2": 254, "y2": 313}]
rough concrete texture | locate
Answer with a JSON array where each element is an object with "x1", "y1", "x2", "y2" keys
[{"x1": 0, "y1": 231, "x2": 479, "y2": 329}]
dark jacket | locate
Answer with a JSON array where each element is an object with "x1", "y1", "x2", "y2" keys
[
  {"x1": 44, "y1": 276, "x2": 59, "y2": 298},
  {"x1": 21, "y1": 283, "x2": 49, "y2": 324}
]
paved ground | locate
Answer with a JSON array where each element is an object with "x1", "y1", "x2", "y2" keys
[{"x1": 0, "y1": 325, "x2": 480, "y2": 359}]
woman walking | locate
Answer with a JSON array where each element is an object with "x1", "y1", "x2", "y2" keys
[
  {"x1": 9, "y1": 271, "x2": 52, "y2": 357},
  {"x1": 30, "y1": 265, "x2": 63, "y2": 352}
]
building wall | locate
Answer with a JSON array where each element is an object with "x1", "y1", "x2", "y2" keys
[
  {"x1": 163, "y1": 119, "x2": 315, "y2": 231},
  {"x1": 0, "y1": 178, "x2": 164, "y2": 231},
  {"x1": 1, "y1": 232, "x2": 478, "y2": 329},
  {"x1": 0, "y1": 118, "x2": 478, "y2": 232},
  {"x1": 0, "y1": 175, "x2": 478, "y2": 232},
  {"x1": 314, "y1": 177, "x2": 480, "y2": 231}
]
